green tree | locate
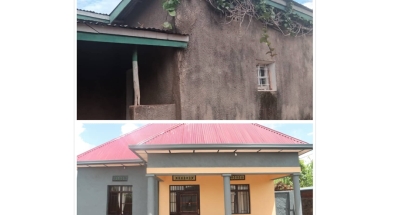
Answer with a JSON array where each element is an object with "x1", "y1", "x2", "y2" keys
[
  {"x1": 299, "y1": 160, "x2": 313, "y2": 187},
  {"x1": 274, "y1": 160, "x2": 313, "y2": 189}
]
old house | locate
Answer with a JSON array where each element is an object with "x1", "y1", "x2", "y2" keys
[
  {"x1": 77, "y1": 0, "x2": 313, "y2": 120},
  {"x1": 77, "y1": 123, "x2": 313, "y2": 215}
]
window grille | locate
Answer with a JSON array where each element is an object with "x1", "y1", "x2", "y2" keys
[
  {"x1": 107, "y1": 186, "x2": 132, "y2": 215},
  {"x1": 231, "y1": 185, "x2": 250, "y2": 214}
]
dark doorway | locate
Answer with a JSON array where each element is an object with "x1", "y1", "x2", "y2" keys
[
  {"x1": 170, "y1": 185, "x2": 200, "y2": 215},
  {"x1": 77, "y1": 41, "x2": 133, "y2": 120},
  {"x1": 77, "y1": 41, "x2": 179, "y2": 120}
]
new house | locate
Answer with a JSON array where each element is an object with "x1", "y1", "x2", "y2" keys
[{"x1": 77, "y1": 123, "x2": 313, "y2": 215}]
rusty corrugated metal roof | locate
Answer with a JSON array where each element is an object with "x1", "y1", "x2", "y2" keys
[
  {"x1": 77, "y1": 19, "x2": 189, "y2": 36},
  {"x1": 77, "y1": 8, "x2": 109, "y2": 16},
  {"x1": 77, "y1": 123, "x2": 308, "y2": 162}
]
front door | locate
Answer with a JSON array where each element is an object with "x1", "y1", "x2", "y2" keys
[{"x1": 170, "y1": 185, "x2": 200, "y2": 215}]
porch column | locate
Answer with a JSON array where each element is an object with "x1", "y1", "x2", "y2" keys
[
  {"x1": 222, "y1": 174, "x2": 232, "y2": 215},
  {"x1": 147, "y1": 174, "x2": 156, "y2": 215},
  {"x1": 132, "y1": 46, "x2": 140, "y2": 106},
  {"x1": 292, "y1": 173, "x2": 303, "y2": 215},
  {"x1": 155, "y1": 179, "x2": 159, "y2": 215}
]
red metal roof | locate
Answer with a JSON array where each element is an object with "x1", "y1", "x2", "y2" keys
[
  {"x1": 140, "y1": 124, "x2": 308, "y2": 145},
  {"x1": 77, "y1": 124, "x2": 180, "y2": 161},
  {"x1": 77, "y1": 123, "x2": 308, "y2": 162}
]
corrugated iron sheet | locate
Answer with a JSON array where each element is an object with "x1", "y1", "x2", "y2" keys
[
  {"x1": 141, "y1": 124, "x2": 308, "y2": 145},
  {"x1": 77, "y1": 124, "x2": 180, "y2": 161},
  {"x1": 77, "y1": 124, "x2": 308, "y2": 162},
  {"x1": 77, "y1": 19, "x2": 189, "y2": 36},
  {"x1": 77, "y1": 8, "x2": 109, "y2": 15}
]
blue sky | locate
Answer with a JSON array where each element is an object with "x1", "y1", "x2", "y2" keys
[
  {"x1": 77, "y1": 0, "x2": 313, "y2": 14},
  {"x1": 76, "y1": 123, "x2": 314, "y2": 160}
]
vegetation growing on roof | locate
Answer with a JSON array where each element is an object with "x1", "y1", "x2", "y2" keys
[
  {"x1": 161, "y1": 0, "x2": 312, "y2": 57},
  {"x1": 162, "y1": 0, "x2": 180, "y2": 29}
]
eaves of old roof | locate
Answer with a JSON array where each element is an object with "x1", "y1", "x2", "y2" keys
[
  {"x1": 77, "y1": 19, "x2": 189, "y2": 48},
  {"x1": 77, "y1": 19, "x2": 189, "y2": 36}
]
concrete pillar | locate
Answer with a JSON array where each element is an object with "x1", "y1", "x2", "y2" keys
[
  {"x1": 292, "y1": 173, "x2": 302, "y2": 215},
  {"x1": 147, "y1": 174, "x2": 155, "y2": 215},
  {"x1": 155, "y1": 179, "x2": 159, "y2": 215},
  {"x1": 222, "y1": 174, "x2": 232, "y2": 215}
]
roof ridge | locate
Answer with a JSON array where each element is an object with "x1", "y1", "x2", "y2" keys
[
  {"x1": 137, "y1": 123, "x2": 184, "y2": 145},
  {"x1": 77, "y1": 124, "x2": 151, "y2": 158},
  {"x1": 252, "y1": 123, "x2": 309, "y2": 144}
]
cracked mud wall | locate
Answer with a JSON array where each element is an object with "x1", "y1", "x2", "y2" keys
[{"x1": 125, "y1": 0, "x2": 313, "y2": 120}]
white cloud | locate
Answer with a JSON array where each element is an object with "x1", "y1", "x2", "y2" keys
[
  {"x1": 121, "y1": 123, "x2": 140, "y2": 135},
  {"x1": 307, "y1": 132, "x2": 313, "y2": 136},
  {"x1": 302, "y1": 1, "x2": 313, "y2": 9},
  {"x1": 75, "y1": 122, "x2": 96, "y2": 156}
]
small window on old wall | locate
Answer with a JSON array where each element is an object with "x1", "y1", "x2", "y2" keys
[{"x1": 257, "y1": 62, "x2": 276, "y2": 91}]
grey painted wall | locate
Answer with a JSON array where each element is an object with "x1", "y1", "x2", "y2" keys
[
  {"x1": 147, "y1": 153, "x2": 300, "y2": 168},
  {"x1": 77, "y1": 166, "x2": 147, "y2": 215},
  {"x1": 124, "y1": 0, "x2": 312, "y2": 120}
]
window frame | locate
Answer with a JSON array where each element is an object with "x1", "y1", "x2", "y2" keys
[
  {"x1": 230, "y1": 184, "x2": 251, "y2": 214},
  {"x1": 107, "y1": 185, "x2": 133, "y2": 215},
  {"x1": 257, "y1": 62, "x2": 276, "y2": 92},
  {"x1": 169, "y1": 185, "x2": 200, "y2": 215},
  {"x1": 258, "y1": 65, "x2": 271, "y2": 90}
]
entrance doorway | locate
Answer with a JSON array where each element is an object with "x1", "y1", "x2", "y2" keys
[{"x1": 170, "y1": 185, "x2": 200, "y2": 215}]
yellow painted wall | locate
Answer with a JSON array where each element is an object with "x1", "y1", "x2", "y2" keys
[{"x1": 158, "y1": 175, "x2": 280, "y2": 215}]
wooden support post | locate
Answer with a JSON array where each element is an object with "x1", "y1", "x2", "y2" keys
[
  {"x1": 133, "y1": 46, "x2": 140, "y2": 106},
  {"x1": 126, "y1": 69, "x2": 133, "y2": 119}
]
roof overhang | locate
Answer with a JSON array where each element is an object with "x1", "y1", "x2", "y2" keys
[
  {"x1": 77, "y1": 159, "x2": 145, "y2": 168},
  {"x1": 77, "y1": 22, "x2": 189, "y2": 48},
  {"x1": 129, "y1": 144, "x2": 313, "y2": 162}
]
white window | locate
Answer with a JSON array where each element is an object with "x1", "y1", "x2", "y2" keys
[{"x1": 257, "y1": 62, "x2": 276, "y2": 91}]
